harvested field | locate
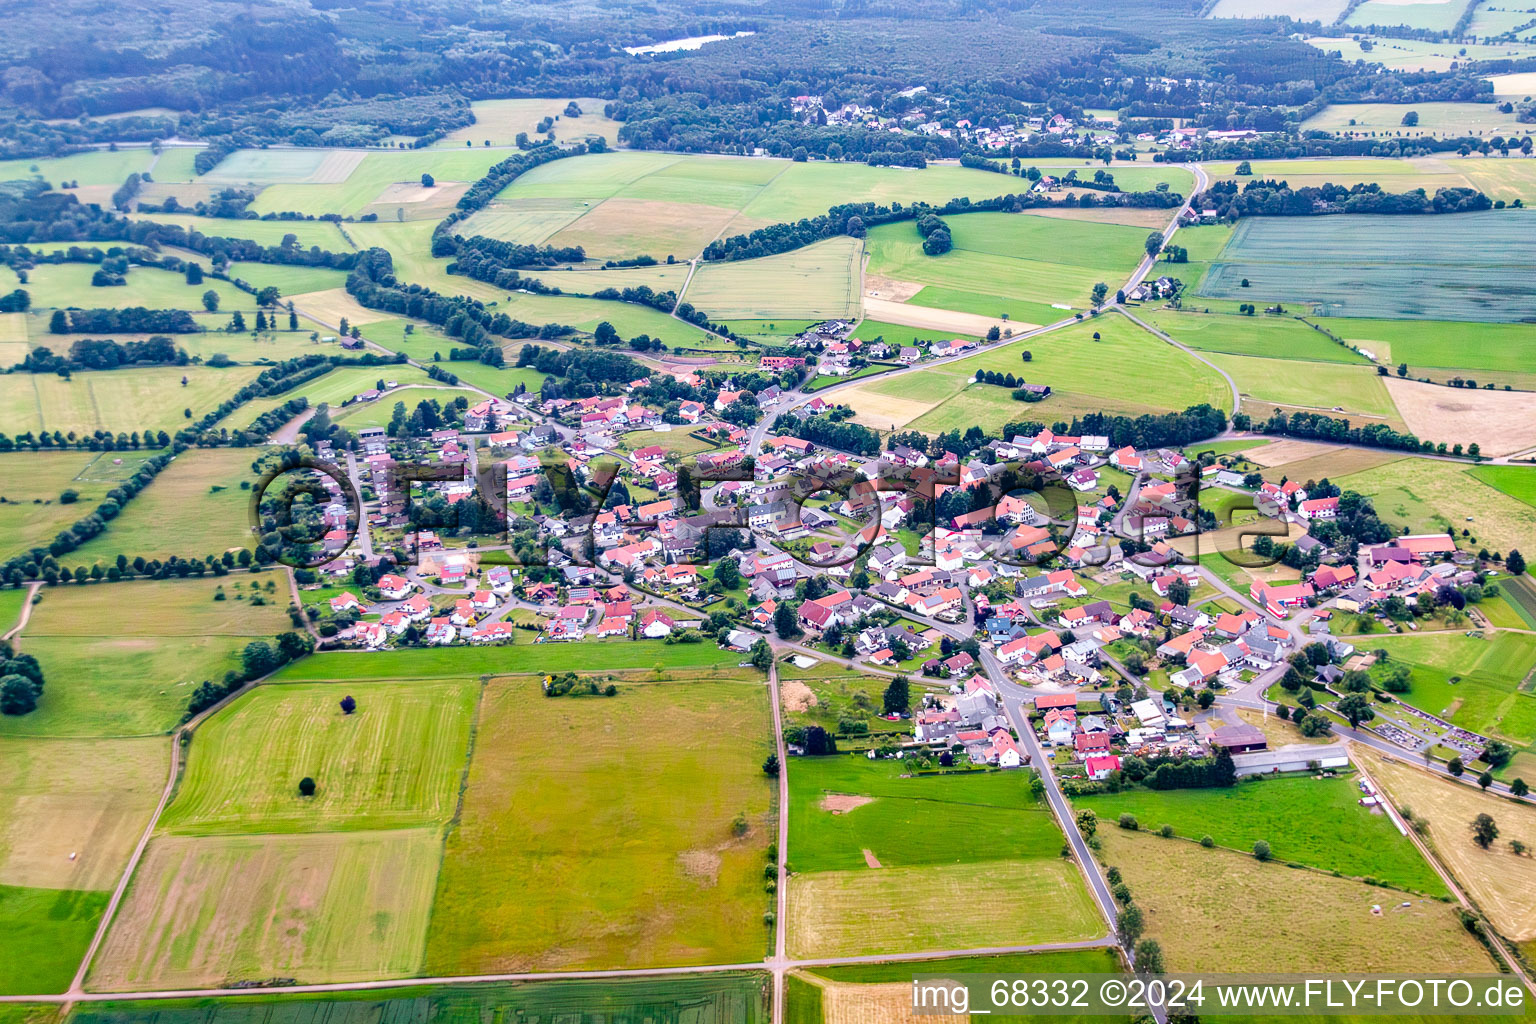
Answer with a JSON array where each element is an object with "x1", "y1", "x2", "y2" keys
[
  {"x1": 838, "y1": 387, "x2": 940, "y2": 430},
  {"x1": 861, "y1": 296, "x2": 1027, "y2": 337},
  {"x1": 548, "y1": 197, "x2": 739, "y2": 261},
  {"x1": 819, "y1": 979, "x2": 953, "y2": 1024},
  {"x1": 287, "y1": 288, "x2": 393, "y2": 328},
  {"x1": 787, "y1": 859, "x2": 1101, "y2": 958},
  {"x1": 1237, "y1": 439, "x2": 1341, "y2": 467},
  {"x1": 90, "y1": 829, "x2": 438, "y2": 990},
  {"x1": 862, "y1": 275, "x2": 923, "y2": 301},
  {"x1": 201, "y1": 149, "x2": 366, "y2": 185},
  {"x1": 687, "y1": 237, "x2": 861, "y2": 319},
  {"x1": 1383, "y1": 377, "x2": 1536, "y2": 457},
  {"x1": 1093, "y1": 826, "x2": 1493, "y2": 972},
  {"x1": 1255, "y1": 448, "x2": 1405, "y2": 485},
  {"x1": 1357, "y1": 745, "x2": 1536, "y2": 941},
  {"x1": 0, "y1": 736, "x2": 166, "y2": 890}
]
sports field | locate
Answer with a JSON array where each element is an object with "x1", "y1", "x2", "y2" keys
[
  {"x1": 424, "y1": 675, "x2": 774, "y2": 972},
  {"x1": 0, "y1": 451, "x2": 159, "y2": 560},
  {"x1": 0, "y1": 365, "x2": 263, "y2": 436},
  {"x1": 1357, "y1": 745, "x2": 1536, "y2": 942},
  {"x1": 159, "y1": 681, "x2": 476, "y2": 835},
  {"x1": 687, "y1": 237, "x2": 862, "y2": 319},
  {"x1": 1093, "y1": 826, "x2": 1492, "y2": 973},
  {"x1": 1336, "y1": 457, "x2": 1536, "y2": 558},
  {"x1": 1145, "y1": 310, "x2": 1372, "y2": 363},
  {"x1": 1077, "y1": 775, "x2": 1443, "y2": 892},
  {"x1": 863, "y1": 211, "x2": 1150, "y2": 321},
  {"x1": 71, "y1": 448, "x2": 259, "y2": 560},
  {"x1": 2, "y1": 576, "x2": 292, "y2": 738},
  {"x1": 838, "y1": 314, "x2": 1232, "y2": 433},
  {"x1": 89, "y1": 828, "x2": 440, "y2": 990},
  {"x1": 1199, "y1": 211, "x2": 1536, "y2": 322}
]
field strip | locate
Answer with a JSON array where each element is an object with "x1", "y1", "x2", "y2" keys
[{"x1": 861, "y1": 297, "x2": 1031, "y2": 336}]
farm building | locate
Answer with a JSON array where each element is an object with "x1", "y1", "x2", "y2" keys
[
  {"x1": 1231, "y1": 745, "x2": 1349, "y2": 777},
  {"x1": 1208, "y1": 723, "x2": 1267, "y2": 753}
]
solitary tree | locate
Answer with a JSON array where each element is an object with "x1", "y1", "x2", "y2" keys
[
  {"x1": 421, "y1": 173, "x2": 435, "y2": 187},
  {"x1": 1252, "y1": 839, "x2": 1272, "y2": 861},
  {"x1": 1090, "y1": 281, "x2": 1109, "y2": 308},
  {"x1": 1509, "y1": 549, "x2": 1526, "y2": 576},
  {"x1": 1471, "y1": 812, "x2": 1499, "y2": 849},
  {"x1": 762, "y1": 753, "x2": 780, "y2": 776},
  {"x1": 1144, "y1": 232, "x2": 1164, "y2": 258},
  {"x1": 883, "y1": 676, "x2": 911, "y2": 715},
  {"x1": 1512, "y1": 777, "x2": 1529, "y2": 797},
  {"x1": 202, "y1": 289, "x2": 219, "y2": 312},
  {"x1": 339, "y1": 694, "x2": 356, "y2": 714},
  {"x1": 298, "y1": 776, "x2": 317, "y2": 797}
]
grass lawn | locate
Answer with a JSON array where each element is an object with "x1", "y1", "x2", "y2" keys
[
  {"x1": 424, "y1": 675, "x2": 775, "y2": 972},
  {"x1": 1093, "y1": 825, "x2": 1493, "y2": 973},
  {"x1": 89, "y1": 828, "x2": 440, "y2": 990},
  {"x1": 1470, "y1": 465, "x2": 1536, "y2": 508},
  {"x1": 0, "y1": 450, "x2": 158, "y2": 560},
  {"x1": 0, "y1": 885, "x2": 109, "y2": 995},
  {"x1": 1357, "y1": 744, "x2": 1536, "y2": 943},
  {"x1": 1336, "y1": 458, "x2": 1536, "y2": 564},
  {"x1": 0, "y1": 736, "x2": 166, "y2": 892},
  {"x1": 1077, "y1": 775, "x2": 1444, "y2": 893},
  {"x1": 0, "y1": 365, "x2": 263, "y2": 436},
  {"x1": 2, "y1": 575, "x2": 293, "y2": 738},
  {"x1": 269, "y1": 641, "x2": 748, "y2": 682},
  {"x1": 159, "y1": 680, "x2": 476, "y2": 835},
  {"x1": 71, "y1": 448, "x2": 260, "y2": 561}
]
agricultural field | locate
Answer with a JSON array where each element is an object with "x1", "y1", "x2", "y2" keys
[
  {"x1": 1346, "y1": 0, "x2": 1473, "y2": 33},
  {"x1": 1205, "y1": 352, "x2": 1406, "y2": 425},
  {"x1": 1092, "y1": 825, "x2": 1493, "y2": 973},
  {"x1": 0, "y1": 450, "x2": 159, "y2": 560},
  {"x1": 331, "y1": 385, "x2": 483, "y2": 429},
  {"x1": 863, "y1": 211, "x2": 1152, "y2": 325},
  {"x1": 89, "y1": 828, "x2": 441, "y2": 990},
  {"x1": 355, "y1": 319, "x2": 547, "y2": 395},
  {"x1": 157, "y1": 680, "x2": 476, "y2": 835},
  {"x1": 71, "y1": 975, "x2": 768, "y2": 1024},
  {"x1": 1364, "y1": 631, "x2": 1536, "y2": 744},
  {"x1": 1076, "y1": 774, "x2": 1445, "y2": 892},
  {"x1": 1322, "y1": 317, "x2": 1536, "y2": 384},
  {"x1": 838, "y1": 314, "x2": 1232, "y2": 434},
  {"x1": 132, "y1": 213, "x2": 353, "y2": 250},
  {"x1": 2, "y1": 576, "x2": 292, "y2": 738},
  {"x1": 785, "y1": 757, "x2": 1100, "y2": 958},
  {"x1": 1335, "y1": 457, "x2": 1536, "y2": 557},
  {"x1": 0, "y1": 149, "x2": 158, "y2": 187},
  {"x1": 0, "y1": 262, "x2": 250, "y2": 312},
  {"x1": 1381, "y1": 375, "x2": 1536, "y2": 456},
  {"x1": 687, "y1": 237, "x2": 863, "y2": 319},
  {"x1": 1197, "y1": 211, "x2": 1536, "y2": 322},
  {"x1": 436, "y1": 97, "x2": 624, "y2": 148},
  {"x1": 0, "y1": 365, "x2": 263, "y2": 438},
  {"x1": 0, "y1": 884, "x2": 108, "y2": 995},
  {"x1": 269, "y1": 642, "x2": 745, "y2": 682},
  {"x1": 71, "y1": 447, "x2": 261, "y2": 560},
  {"x1": 206, "y1": 150, "x2": 508, "y2": 221},
  {"x1": 236, "y1": 363, "x2": 443, "y2": 425},
  {"x1": 1470, "y1": 464, "x2": 1536, "y2": 506},
  {"x1": 1210, "y1": 0, "x2": 1349, "y2": 18},
  {"x1": 1357, "y1": 745, "x2": 1536, "y2": 942},
  {"x1": 1307, "y1": 35, "x2": 1536, "y2": 71},
  {"x1": 221, "y1": 261, "x2": 349, "y2": 297},
  {"x1": 1301, "y1": 102, "x2": 1536, "y2": 138},
  {"x1": 1144, "y1": 310, "x2": 1373, "y2": 363},
  {"x1": 424, "y1": 674, "x2": 775, "y2": 972}
]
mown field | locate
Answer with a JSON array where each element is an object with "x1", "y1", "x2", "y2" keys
[
  {"x1": 1346, "y1": 0, "x2": 1469, "y2": 32},
  {"x1": 90, "y1": 828, "x2": 441, "y2": 990},
  {"x1": 437, "y1": 97, "x2": 625, "y2": 148},
  {"x1": 1093, "y1": 825, "x2": 1493, "y2": 973},
  {"x1": 687, "y1": 236, "x2": 862, "y2": 319},
  {"x1": 838, "y1": 313, "x2": 1231, "y2": 434},
  {"x1": 2, "y1": 263, "x2": 251, "y2": 312},
  {"x1": 0, "y1": 365, "x2": 263, "y2": 436},
  {"x1": 227, "y1": 149, "x2": 509, "y2": 220},
  {"x1": 133, "y1": 213, "x2": 353, "y2": 250},
  {"x1": 159, "y1": 681, "x2": 476, "y2": 835},
  {"x1": 331, "y1": 385, "x2": 483, "y2": 429},
  {"x1": 425, "y1": 675, "x2": 774, "y2": 972},
  {"x1": 1206, "y1": 352, "x2": 1405, "y2": 426},
  {"x1": 0, "y1": 450, "x2": 159, "y2": 560},
  {"x1": 2, "y1": 576, "x2": 292, "y2": 738},
  {"x1": 1144, "y1": 310, "x2": 1370, "y2": 363},
  {"x1": 71, "y1": 448, "x2": 260, "y2": 561},
  {"x1": 0, "y1": 885, "x2": 107, "y2": 994},
  {"x1": 1198, "y1": 211, "x2": 1536, "y2": 322},
  {"x1": 864, "y1": 210, "x2": 1152, "y2": 325},
  {"x1": 355, "y1": 318, "x2": 547, "y2": 395},
  {"x1": 269, "y1": 641, "x2": 748, "y2": 682},
  {"x1": 1357, "y1": 745, "x2": 1536, "y2": 943},
  {"x1": 1336, "y1": 457, "x2": 1536, "y2": 559},
  {"x1": 1077, "y1": 775, "x2": 1444, "y2": 893},
  {"x1": 785, "y1": 757, "x2": 1100, "y2": 958},
  {"x1": 71, "y1": 974, "x2": 768, "y2": 1024},
  {"x1": 1301, "y1": 102, "x2": 1536, "y2": 139}
]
